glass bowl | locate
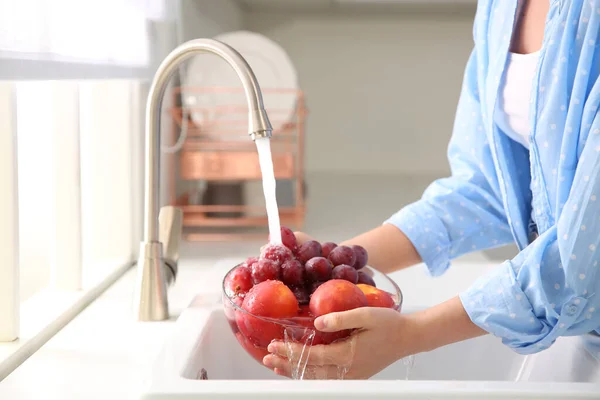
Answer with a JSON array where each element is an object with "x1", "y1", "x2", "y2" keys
[{"x1": 221, "y1": 264, "x2": 403, "y2": 367}]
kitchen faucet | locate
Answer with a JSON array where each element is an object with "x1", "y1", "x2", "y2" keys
[{"x1": 133, "y1": 38, "x2": 273, "y2": 321}]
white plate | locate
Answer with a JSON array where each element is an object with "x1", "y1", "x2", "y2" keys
[{"x1": 183, "y1": 31, "x2": 298, "y2": 138}]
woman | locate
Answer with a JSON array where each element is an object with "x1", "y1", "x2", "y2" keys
[{"x1": 263, "y1": 0, "x2": 600, "y2": 379}]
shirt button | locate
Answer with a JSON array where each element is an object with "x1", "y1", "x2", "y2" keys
[{"x1": 567, "y1": 305, "x2": 578, "y2": 316}]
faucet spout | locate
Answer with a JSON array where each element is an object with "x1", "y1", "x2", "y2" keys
[{"x1": 134, "y1": 38, "x2": 273, "y2": 321}]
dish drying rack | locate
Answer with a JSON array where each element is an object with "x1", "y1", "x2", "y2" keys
[{"x1": 166, "y1": 86, "x2": 307, "y2": 241}]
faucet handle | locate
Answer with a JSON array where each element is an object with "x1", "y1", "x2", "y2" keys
[{"x1": 158, "y1": 206, "x2": 183, "y2": 285}]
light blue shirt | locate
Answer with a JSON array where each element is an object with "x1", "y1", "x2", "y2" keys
[{"x1": 385, "y1": 0, "x2": 600, "y2": 354}]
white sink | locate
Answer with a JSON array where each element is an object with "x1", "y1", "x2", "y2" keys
[{"x1": 139, "y1": 260, "x2": 600, "y2": 399}]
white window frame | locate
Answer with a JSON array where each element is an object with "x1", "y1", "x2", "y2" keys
[
  {"x1": 0, "y1": 80, "x2": 147, "y2": 380},
  {"x1": 0, "y1": 83, "x2": 19, "y2": 344}
]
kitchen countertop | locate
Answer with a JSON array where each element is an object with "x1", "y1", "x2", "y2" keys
[
  {"x1": 0, "y1": 247, "x2": 498, "y2": 400},
  {"x1": 0, "y1": 259, "x2": 214, "y2": 400}
]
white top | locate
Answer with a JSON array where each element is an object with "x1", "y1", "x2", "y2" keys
[{"x1": 495, "y1": 50, "x2": 540, "y2": 149}]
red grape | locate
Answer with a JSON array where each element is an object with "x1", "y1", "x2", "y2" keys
[
  {"x1": 224, "y1": 266, "x2": 253, "y2": 297},
  {"x1": 280, "y1": 226, "x2": 298, "y2": 252},
  {"x1": 242, "y1": 256, "x2": 258, "y2": 269},
  {"x1": 281, "y1": 259, "x2": 305, "y2": 286},
  {"x1": 305, "y1": 257, "x2": 332, "y2": 282},
  {"x1": 321, "y1": 242, "x2": 338, "y2": 258},
  {"x1": 307, "y1": 281, "x2": 325, "y2": 295},
  {"x1": 260, "y1": 244, "x2": 293, "y2": 266},
  {"x1": 351, "y1": 245, "x2": 369, "y2": 270},
  {"x1": 328, "y1": 245, "x2": 356, "y2": 267},
  {"x1": 251, "y1": 259, "x2": 280, "y2": 284},
  {"x1": 296, "y1": 240, "x2": 322, "y2": 264},
  {"x1": 332, "y1": 264, "x2": 358, "y2": 284},
  {"x1": 357, "y1": 270, "x2": 376, "y2": 287},
  {"x1": 290, "y1": 285, "x2": 310, "y2": 305}
]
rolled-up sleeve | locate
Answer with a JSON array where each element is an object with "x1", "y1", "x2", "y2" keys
[
  {"x1": 460, "y1": 119, "x2": 600, "y2": 354},
  {"x1": 385, "y1": 46, "x2": 514, "y2": 276}
]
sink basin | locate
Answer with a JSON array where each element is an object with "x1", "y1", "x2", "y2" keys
[
  {"x1": 140, "y1": 300, "x2": 599, "y2": 399},
  {"x1": 182, "y1": 306, "x2": 520, "y2": 381},
  {"x1": 139, "y1": 260, "x2": 600, "y2": 399}
]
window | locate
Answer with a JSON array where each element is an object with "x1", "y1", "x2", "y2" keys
[
  {"x1": 0, "y1": 0, "x2": 176, "y2": 379},
  {"x1": 0, "y1": 79, "x2": 146, "y2": 374}
]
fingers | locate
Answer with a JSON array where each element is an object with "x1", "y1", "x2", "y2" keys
[
  {"x1": 264, "y1": 354, "x2": 348, "y2": 380},
  {"x1": 264, "y1": 354, "x2": 308, "y2": 376},
  {"x1": 267, "y1": 338, "x2": 355, "y2": 367},
  {"x1": 314, "y1": 307, "x2": 376, "y2": 332},
  {"x1": 268, "y1": 341, "x2": 310, "y2": 360},
  {"x1": 293, "y1": 231, "x2": 314, "y2": 245}
]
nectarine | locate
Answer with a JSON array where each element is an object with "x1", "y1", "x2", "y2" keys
[
  {"x1": 236, "y1": 280, "x2": 299, "y2": 347},
  {"x1": 356, "y1": 283, "x2": 396, "y2": 308},
  {"x1": 224, "y1": 266, "x2": 253, "y2": 297},
  {"x1": 309, "y1": 279, "x2": 368, "y2": 317}
]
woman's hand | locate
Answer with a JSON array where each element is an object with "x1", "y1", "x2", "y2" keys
[
  {"x1": 293, "y1": 231, "x2": 315, "y2": 246},
  {"x1": 262, "y1": 297, "x2": 488, "y2": 379},
  {"x1": 263, "y1": 307, "x2": 415, "y2": 379}
]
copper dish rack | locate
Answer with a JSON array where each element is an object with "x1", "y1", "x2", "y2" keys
[{"x1": 166, "y1": 86, "x2": 307, "y2": 241}]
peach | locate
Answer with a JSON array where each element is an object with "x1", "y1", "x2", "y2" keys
[
  {"x1": 357, "y1": 284, "x2": 396, "y2": 308},
  {"x1": 224, "y1": 266, "x2": 253, "y2": 297},
  {"x1": 236, "y1": 280, "x2": 299, "y2": 347},
  {"x1": 309, "y1": 279, "x2": 368, "y2": 317}
]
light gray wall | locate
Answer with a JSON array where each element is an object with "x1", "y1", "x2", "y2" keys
[
  {"x1": 246, "y1": 10, "x2": 476, "y2": 176},
  {"x1": 180, "y1": 0, "x2": 244, "y2": 40},
  {"x1": 171, "y1": 0, "x2": 245, "y2": 202}
]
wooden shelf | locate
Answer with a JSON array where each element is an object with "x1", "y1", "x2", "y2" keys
[
  {"x1": 183, "y1": 212, "x2": 302, "y2": 228},
  {"x1": 179, "y1": 151, "x2": 295, "y2": 181},
  {"x1": 169, "y1": 86, "x2": 307, "y2": 241}
]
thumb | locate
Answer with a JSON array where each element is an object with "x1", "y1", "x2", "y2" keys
[
  {"x1": 294, "y1": 231, "x2": 314, "y2": 245},
  {"x1": 314, "y1": 307, "x2": 375, "y2": 332}
]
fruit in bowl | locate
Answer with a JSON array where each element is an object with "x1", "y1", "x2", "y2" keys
[{"x1": 222, "y1": 226, "x2": 403, "y2": 366}]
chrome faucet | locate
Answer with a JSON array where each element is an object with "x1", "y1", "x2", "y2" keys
[{"x1": 133, "y1": 38, "x2": 273, "y2": 321}]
